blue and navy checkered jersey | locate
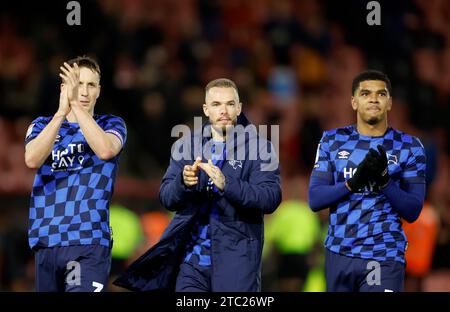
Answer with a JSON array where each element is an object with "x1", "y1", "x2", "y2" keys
[
  {"x1": 184, "y1": 140, "x2": 225, "y2": 267},
  {"x1": 25, "y1": 115, "x2": 126, "y2": 250},
  {"x1": 311, "y1": 125, "x2": 426, "y2": 263}
]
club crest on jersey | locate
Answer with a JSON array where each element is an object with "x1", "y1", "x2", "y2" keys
[
  {"x1": 338, "y1": 150, "x2": 350, "y2": 159},
  {"x1": 228, "y1": 160, "x2": 242, "y2": 170},
  {"x1": 387, "y1": 153, "x2": 398, "y2": 165}
]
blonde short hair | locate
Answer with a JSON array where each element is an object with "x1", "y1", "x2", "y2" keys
[
  {"x1": 205, "y1": 78, "x2": 238, "y2": 93},
  {"x1": 205, "y1": 78, "x2": 239, "y2": 102}
]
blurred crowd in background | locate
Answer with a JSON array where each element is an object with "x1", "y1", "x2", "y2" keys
[{"x1": 0, "y1": 0, "x2": 449, "y2": 291}]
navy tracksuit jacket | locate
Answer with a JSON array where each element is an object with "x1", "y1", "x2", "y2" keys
[{"x1": 114, "y1": 115, "x2": 282, "y2": 291}]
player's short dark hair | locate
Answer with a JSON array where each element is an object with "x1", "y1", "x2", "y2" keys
[
  {"x1": 205, "y1": 78, "x2": 239, "y2": 94},
  {"x1": 352, "y1": 70, "x2": 391, "y2": 96},
  {"x1": 67, "y1": 55, "x2": 101, "y2": 82}
]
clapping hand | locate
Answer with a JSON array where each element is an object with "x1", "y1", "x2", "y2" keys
[{"x1": 198, "y1": 159, "x2": 226, "y2": 192}]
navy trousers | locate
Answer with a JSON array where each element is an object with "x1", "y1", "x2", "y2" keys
[
  {"x1": 35, "y1": 245, "x2": 111, "y2": 292},
  {"x1": 325, "y1": 249, "x2": 405, "y2": 292}
]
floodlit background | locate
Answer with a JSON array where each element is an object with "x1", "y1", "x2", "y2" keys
[{"x1": 0, "y1": 0, "x2": 448, "y2": 291}]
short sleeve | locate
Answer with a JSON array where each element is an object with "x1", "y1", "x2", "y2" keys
[
  {"x1": 401, "y1": 136, "x2": 426, "y2": 184},
  {"x1": 24, "y1": 117, "x2": 48, "y2": 145},
  {"x1": 103, "y1": 116, "x2": 127, "y2": 148}
]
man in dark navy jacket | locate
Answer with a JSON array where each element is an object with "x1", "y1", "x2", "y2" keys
[{"x1": 114, "y1": 78, "x2": 281, "y2": 291}]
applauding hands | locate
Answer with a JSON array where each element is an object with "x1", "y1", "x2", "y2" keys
[
  {"x1": 182, "y1": 158, "x2": 226, "y2": 192},
  {"x1": 365, "y1": 145, "x2": 390, "y2": 188},
  {"x1": 346, "y1": 144, "x2": 390, "y2": 192},
  {"x1": 59, "y1": 62, "x2": 80, "y2": 107}
]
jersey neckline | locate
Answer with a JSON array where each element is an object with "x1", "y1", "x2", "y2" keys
[{"x1": 351, "y1": 124, "x2": 392, "y2": 139}]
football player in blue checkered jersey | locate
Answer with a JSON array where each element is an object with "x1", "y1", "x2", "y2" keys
[
  {"x1": 308, "y1": 70, "x2": 426, "y2": 292},
  {"x1": 24, "y1": 56, "x2": 126, "y2": 292}
]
